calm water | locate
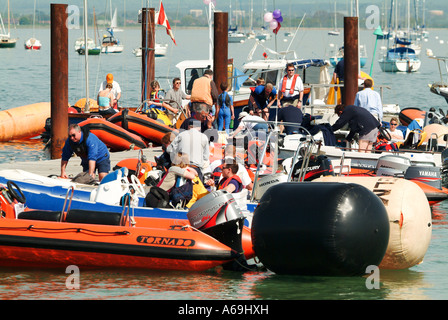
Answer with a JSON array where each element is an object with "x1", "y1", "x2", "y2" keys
[{"x1": 1, "y1": 25, "x2": 448, "y2": 300}]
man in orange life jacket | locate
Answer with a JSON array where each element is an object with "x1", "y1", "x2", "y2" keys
[
  {"x1": 277, "y1": 63, "x2": 304, "y2": 108},
  {"x1": 217, "y1": 162, "x2": 243, "y2": 193}
]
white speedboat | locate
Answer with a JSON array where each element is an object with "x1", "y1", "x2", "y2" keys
[{"x1": 133, "y1": 43, "x2": 168, "y2": 57}]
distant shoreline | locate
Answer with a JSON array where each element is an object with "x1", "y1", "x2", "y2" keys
[{"x1": 15, "y1": 26, "x2": 448, "y2": 31}]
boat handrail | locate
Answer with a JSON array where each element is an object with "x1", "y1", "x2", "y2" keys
[
  {"x1": 61, "y1": 186, "x2": 75, "y2": 221},
  {"x1": 247, "y1": 122, "x2": 315, "y2": 202}
]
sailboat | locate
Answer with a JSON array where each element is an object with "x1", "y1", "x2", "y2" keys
[
  {"x1": 0, "y1": 0, "x2": 17, "y2": 48},
  {"x1": 328, "y1": 1, "x2": 340, "y2": 36},
  {"x1": 24, "y1": 0, "x2": 41, "y2": 50},
  {"x1": 378, "y1": 0, "x2": 421, "y2": 73},
  {"x1": 101, "y1": 6, "x2": 124, "y2": 53},
  {"x1": 228, "y1": 0, "x2": 246, "y2": 43},
  {"x1": 77, "y1": 7, "x2": 101, "y2": 55}
]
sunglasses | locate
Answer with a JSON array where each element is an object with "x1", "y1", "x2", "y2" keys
[
  {"x1": 69, "y1": 133, "x2": 77, "y2": 138},
  {"x1": 287, "y1": 69, "x2": 295, "y2": 72},
  {"x1": 390, "y1": 123, "x2": 398, "y2": 126}
]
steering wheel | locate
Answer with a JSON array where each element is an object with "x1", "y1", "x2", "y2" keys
[
  {"x1": 378, "y1": 127, "x2": 392, "y2": 141},
  {"x1": 6, "y1": 181, "x2": 26, "y2": 204}
]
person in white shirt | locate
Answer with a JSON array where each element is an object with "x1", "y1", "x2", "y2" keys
[
  {"x1": 229, "y1": 112, "x2": 268, "y2": 139},
  {"x1": 354, "y1": 79, "x2": 383, "y2": 122},
  {"x1": 98, "y1": 73, "x2": 122, "y2": 109},
  {"x1": 386, "y1": 117, "x2": 404, "y2": 141},
  {"x1": 166, "y1": 119, "x2": 210, "y2": 181},
  {"x1": 277, "y1": 63, "x2": 304, "y2": 108}
]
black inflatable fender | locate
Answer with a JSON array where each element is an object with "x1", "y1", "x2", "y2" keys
[{"x1": 251, "y1": 182, "x2": 390, "y2": 276}]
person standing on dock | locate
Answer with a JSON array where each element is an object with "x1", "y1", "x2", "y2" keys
[
  {"x1": 190, "y1": 69, "x2": 219, "y2": 112},
  {"x1": 277, "y1": 63, "x2": 304, "y2": 109},
  {"x1": 97, "y1": 83, "x2": 118, "y2": 116},
  {"x1": 333, "y1": 58, "x2": 345, "y2": 104},
  {"x1": 60, "y1": 124, "x2": 110, "y2": 182},
  {"x1": 354, "y1": 79, "x2": 383, "y2": 123},
  {"x1": 98, "y1": 73, "x2": 121, "y2": 110},
  {"x1": 216, "y1": 82, "x2": 235, "y2": 133}
]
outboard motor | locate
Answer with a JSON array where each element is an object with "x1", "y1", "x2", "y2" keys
[
  {"x1": 404, "y1": 165, "x2": 442, "y2": 190},
  {"x1": 252, "y1": 172, "x2": 288, "y2": 201},
  {"x1": 376, "y1": 155, "x2": 411, "y2": 177},
  {"x1": 187, "y1": 190, "x2": 247, "y2": 270},
  {"x1": 290, "y1": 154, "x2": 334, "y2": 181}
]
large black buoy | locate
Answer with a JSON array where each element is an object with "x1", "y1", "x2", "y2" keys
[{"x1": 252, "y1": 182, "x2": 390, "y2": 276}]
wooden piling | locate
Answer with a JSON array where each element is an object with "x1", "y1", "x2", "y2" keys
[
  {"x1": 50, "y1": 4, "x2": 68, "y2": 159},
  {"x1": 343, "y1": 17, "x2": 359, "y2": 106},
  {"x1": 141, "y1": 8, "x2": 155, "y2": 102},
  {"x1": 213, "y1": 12, "x2": 229, "y2": 94}
]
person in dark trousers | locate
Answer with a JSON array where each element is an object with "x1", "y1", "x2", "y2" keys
[
  {"x1": 331, "y1": 104, "x2": 380, "y2": 153},
  {"x1": 333, "y1": 58, "x2": 345, "y2": 104},
  {"x1": 277, "y1": 104, "x2": 303, "y2": 134},
  {"x1": 60, "y1": 124, "x2": 110, "y2": 181}
]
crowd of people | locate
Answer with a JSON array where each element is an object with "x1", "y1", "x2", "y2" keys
[{"x1": 62, "y1": 63, "x2": 402, "y2": 205}]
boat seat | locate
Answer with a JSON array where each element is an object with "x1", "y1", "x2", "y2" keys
[
  {"x1": 17, "y1": 209, "x2": 123, "y2": 226},
  {"x1": 65, "y1": 209, "x2": 122, "y2": 226},
  {"x1": 18, "y1": 210, "x2": 62, "y2": 222}
]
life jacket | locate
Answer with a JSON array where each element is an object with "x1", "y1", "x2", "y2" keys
[
  {"x1": 69, "y1": 126, "x2": 90, "y2": 158},
  {"x1": 218, "y1": 175, "x2": 243, "y2": 193},
  {"x1": 186, "y1": 176, "x2": 209, "y2": 208},
  {"x1": 281, "y1": 74, "x2": 299, "y2": 95}
]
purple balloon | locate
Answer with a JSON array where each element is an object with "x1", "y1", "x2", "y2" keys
[
  {"x1": 276, "y1": 15, "x2": 283, "y2": 23},
  {"x1": 273, "y1": 9, "x2": 281, "y2": 19}
]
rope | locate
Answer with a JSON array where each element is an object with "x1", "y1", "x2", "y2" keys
[{"x1": 0, "y1": 225, "x2": 130, "y2": 236}]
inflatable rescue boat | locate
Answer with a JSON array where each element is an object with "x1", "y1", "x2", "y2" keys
[
  {"x1": 108, "y1": 109, "x2": 176, "y2": 145},
  {"x1": 79, "y1": 117, "x2": 147, "y2": 151},
  {"x1": 0, "y1": 181, "x2": 250, "y2": 271}
]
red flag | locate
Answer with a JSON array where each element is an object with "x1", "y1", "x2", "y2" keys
[
  {"x1": 156, "y1": 1, "x2": 176, "y2": 45},
  {"x1": 273, "y1": 22, "x2": 281, "y2": 35}
]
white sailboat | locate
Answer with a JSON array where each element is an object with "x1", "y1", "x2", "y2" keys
[
  {"x1": 228, "y1": 0, "x2": 246, "y2": 43},
  {"x1": 378, "y1": 0, "x2": 421, "y2": 73},
  {"x1": 0, "y1": 0, "x2": 17, "y2": 48},
  {"x1": 328, "y1": 1, "x2": 340, "y2": 36},
  {"x1": 101, "y1": 3, "x2": 124, "y2": 53},
  {"x1": 25, "y1": 0, "x2": 41, "y2": 50}
]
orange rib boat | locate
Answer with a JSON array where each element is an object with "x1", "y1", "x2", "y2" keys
[
  {"x1": 108, "y1": 109, "x2": 177, "y2": 145},
  {"x1": 0, "y1": 183, "x2": 251, "y2": 271},
  {"x1": 79, "y1": 117, "x2": 147, "y2": 151}
]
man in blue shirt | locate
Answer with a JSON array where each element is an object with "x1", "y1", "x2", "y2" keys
[
  {"x1": 354, "y1": 79, "x2": 383, "y2": 122},
  {"x1": 60, "y1": 124, "x2": 110, "y2": 182},
  {"x1": 249, "y1": 83, "x2": 277, "y2": 121}
]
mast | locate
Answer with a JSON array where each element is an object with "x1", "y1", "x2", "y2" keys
[
  {"x1": 7, "y1": 0, "x2": 10, "y2": 36},
  {"x1": 83, "y1": 0, "x2": 90, "y2": 112}
]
